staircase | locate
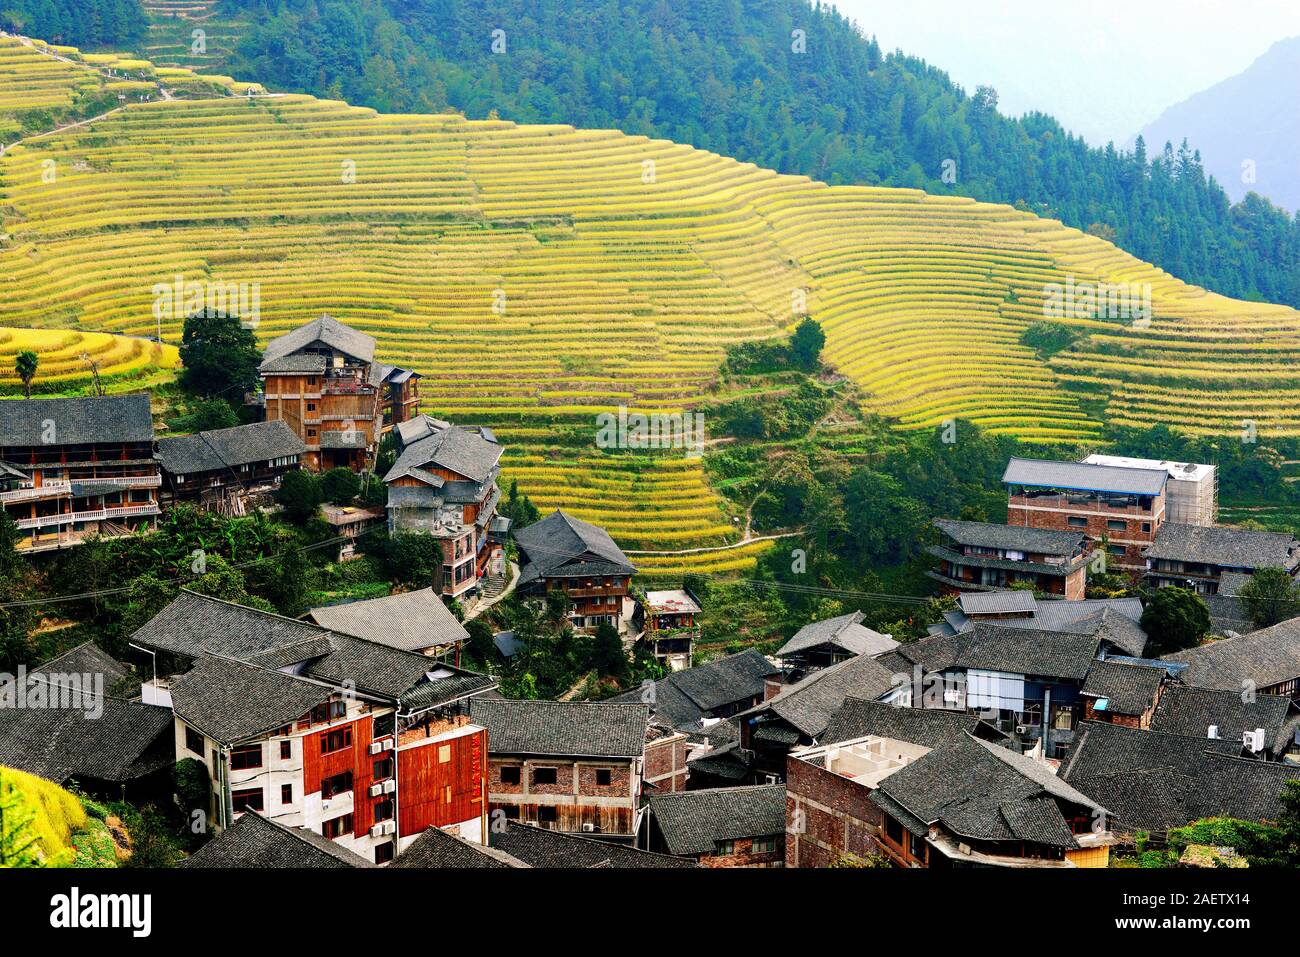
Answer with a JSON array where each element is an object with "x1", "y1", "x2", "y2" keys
[{"x1": 481, "y1": 566, "x2": 509, "y2": 599}]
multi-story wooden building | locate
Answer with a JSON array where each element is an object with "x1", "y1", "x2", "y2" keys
[
  {"x1": 643, "y1": 784, "x2": 786, "y2": 867},
  {"x1": 469, "y1": 697, "x2": 650, "y2": 839},
  {"x1": 928, "y1": 518, "x2": 1092, "y2": 599},
  {"x1": 131, "y1": 590, "x2": 498, "y2": 863},
  {"x1": 513, "y1": 509, "x2": 637, "y2": 633},
  {"x1": 641, "y1": 588, "x2": 703, "y2": 671},
  {"x1": 157, "y1": 420, "x2": 305, "y2": 511},
  {"x1": 1143, "y1": 522, "x2": 1300, "y2": 594},
  {"x1": 0, "y1": 395, "x2": 161, "y2": 553},
  {"x1": 1003, "y1": 457, "x2": 1168, "y2": 574},
  {"x1": 384, "y1": 415, "x2": 505, "y2": 601},
  {"x1": 258, "y1": 315, "x2": 419, "y2": 472}
]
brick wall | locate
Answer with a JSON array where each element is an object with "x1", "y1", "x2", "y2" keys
[
  {"x1": 644, "y1": 733, "x2": 689, "y2": 793},
  {"x1": 698, "y1": 836, "x2": 785, "y2": 868},
  {"x1": 784, "y1": 754, "x2": 883, "y2": 868},
  {"x1": 1007, "y1": 500, "x2": 1159, "y2": 572}
]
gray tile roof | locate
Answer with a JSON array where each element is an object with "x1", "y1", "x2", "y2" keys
[
  {"x1": 885, "y1": 622, "x2": 1104, "y2": 683},
  {"x1": 1080, "y1": 659, "x2": 1167, "y2": 716},
  {"x1": 932, "y1": 596, "x2": 1145, "y2": 639},
  {"x1": 183, "y1": 812, "x2": 375, "y2": 868},
  {"x1": 260, "y1": 314, "x2": 376, "y2": 367},
  {"x1": 1163, "y1": 617, "x2": 1300, "y2": 692},
  {"x1": 169, "y1": 655, "x2": 337, "y2": 744},
  {"x1": 746, "y1": 652, "x2": 899, "y2": 739},
  {"x1": 309, "y1": 588, "x2": 468, "y2": 654},
  {"x1": 391, "y1": 826, "x2": 526, "y2": 868},
  {"x1": 1150, "y1": 684, "x2": 1299, "y2": 754},
  {"x1": 1061, "y1": 721, "x2": 1300, "y2": 831},
  {"x1": 1145, "y1": 522, "x2": 1300, "y2": 570},
  {"x1": 935, "y1": 518, "x2": 1087, "y2": 556},
  {"x1": 608, "y1": 649, "x2": 778, "y2": 730},
  {"x1": 822, "y1": 698, "x2": 1007, "y2": 749},
  {"x1": 1003, "y1": 457, "x2": 1167, "y2": 495},
  {"x1": 33, "y1": 641, "x2": 130, "y2": 690},
  {"x1": 514, "y1": 509, "x2": 636, "y2": 585},
  {"x1": 259, "y1": 353, "x2": 328, "y2": 374},
  {"x1": 490, "y1": 822, "x2": 693, "y2": 868},
  {"x1": 470, "y1": 698, "x2": 649, "y2": 758},
  {"x1": 303, "y1": 634, "x2": 494, "y2": 710},
  {"x1": 384, "y1": 424, "x2": 502, "y2": 486},
  {"x1": 0, "y1": 395, "x2": 154, "y2": 447},
  {"x1": 776, "y1": 611, "x2": 899, "y2": 659},
  {"x1": 648, "y1": 784, "x2": 786, "y2": 856},
  {"x1": 130, "y1": 589, "x2": 335, "y2": 662},
  {"x1": 158, "y1": 420, "x2": 305, "y2": 476},
  {"x1": 957, "y1": 590, "x2": 1038, "y2": 615},
  {"x1": 870, "y1": 733, "x2": 1101, "y2": 849}
]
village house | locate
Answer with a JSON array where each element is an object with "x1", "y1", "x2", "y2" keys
[
  {"x1": 611, "y1": 648, "x2": 780, "y2": 734},
  {"x1": 308, "y1": 587, "x2": 470, "y2": 662},
  {"x1": 468, "y1": 697, "x2": 650, "y2": 838},
  {"x1": 128, "y1": 590, "x2": 497, "y2": 863},
  {"x1": 258, "y1": 315, "x2": 420, "y2": 472},
  {"x1": 0, "y1": 395, "x2": 161, "y2": 553},
  {"x1": 643, "y1": 784, "x2": 786, "y2": 867},
  {"x1": 1162, "y1": 616, "x2": 1300, "y2": 700},
  {"x1": 157, "y1": 419, "x2": 305, "y2": 512},
  {"x1": 1003, "y1": 457, "x2": 1167, "y2": 573},
  {"x1": 642, "y1": 720, "x2": 691, "y2": 794},
  {"x1": 1143, "y1": 522, "x2": 1300, "y2": 594},
  {"x1": 1081, "y1": 454, "x2": 1217, "y2": 526},
  {"x1": 775, "y1": 610, "x2": 898, "y2": 680},
  {"x1": 787, "y1": 713, "x2": 1114, "y2": 868},
  {"x1": 182, "y1": 810, "x2": 376, "y2": 869},
  {"x1": 0, "y1": 642, "x2": 174, "y2": 802},
  {"x1": 390, "y1": 822, "x2": 528, "y2": 868},
  {"x1": 875, "y1": 616, "x2": 1148, "y2": 760},
  {"x1": 513, "y1": 509, "x2": 637, "y2": 633},
  {"x1": 1062, "y1": 720, "x2": 1300, "y2": 834},
  {"x1": 640, "y1": 587, "x2": 703, "y2": 671},
  {"x1": 1149, "y1": 684, "x2": 1300, "y2": 760},
  {"x1": 384, "y1": 415, "x2": 505, "y2": 601},
  {"x1": 738, "y1": 652, "x2": 899, "y2": 782},
  {"x1": 320, "y1": 502, "x2": 387, "y2": 560},
  {"x1": 1078, "y1": 658, "x2": 1174, "y2": 729},
  {"x1": 927, "y1": 594, "x2": 1144, "y2": 639},
  {"x1": 928, "y1": 519, "x2": 1092, "y2": 599}
]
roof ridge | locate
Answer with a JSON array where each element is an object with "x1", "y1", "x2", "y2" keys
[{"x1": 176, "y1": 587, "x2": 336, "y2": 634}]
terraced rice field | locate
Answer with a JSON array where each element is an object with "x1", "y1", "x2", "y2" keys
[
  {"x1": 3, "y1": 35, "x2": 1300, "y2": 573},
  {"x1": 142, "y1": 0, "x2": 244, "y2": 72},
  {"x1": 0, "y1": 327, "x2": 179, "y2": 395}
]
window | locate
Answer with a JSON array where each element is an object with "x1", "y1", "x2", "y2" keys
[
  {"x1": 1067, "y1": 516, "x2": 1088, "y2": 528},
  {"x1": 884, "y1": 814, "x2": 905, "y2": 846},
  {"x1": 230, "y1": 745, "x2": 263, "y2": 770},
  {"x1": 500, "y1": 766, "x2": 521, "y2": 785},
  {"x1": 321, "y1": 770, "x2": 353, "y2": 798},
  {"x1": 537, "y1": 807, "x2": 558, "y2": 823},
  {"x1": 320, "y1": 727, "x2": 352, "y2": 755},
  {"x1": 595, "y1": 769, "x2": 612, "y2": 786},
  {"x1": 322, "y1": 814, "x2": 354, "y2": 839},
  {"x1": 281, "y1": 784, "x2": 293, "y2": 804},
  {"x1": 1142, "y1": 522, "x2": 1151, "y2": 533},
  {"x1": 1107, "y1": 519, "x2": 1127, "y2": 531},
  {"x1": 232, "y1": 788, "x2": 264, "y2": 813},
  {"x1": 375, "y1": 842, "x2": 395, "y2": 865},
  {"x1": 279, "y1": 740, "x2": 292, "y2": 760},
  {"x1": 374, "y1": 757, "x2": 394, "y2": 780},
  {"x1": 715, "y1": 840, "x2": 736, "y2": 856},
  {"x1": 311, "y1": 700, "x2": 346, "y2": 724},
  {"x1": 752, "y1": 837, "x2": 778, "y2": 854},
  {"x1": 185, "y1": 727, "x2": 204, "y2": 755},
  {"x1": 374, "y1": 800, "x2": 394, "y2": 822},
  {"x1": 532, "y1": 767, "x2": 557, "y2": 785}
]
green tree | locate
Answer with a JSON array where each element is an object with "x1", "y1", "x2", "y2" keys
[
  {"x1": 789, "y1": 318, "x2": 826, "y2": 371},
  {"x1": 275, "y1": 470, "x2": 324, "y2": 524},
  {"x1": 14, "y1": 350, "x2": 38, "y2": 398},
  {"x1": 321, "y1": 467, "x2": 362, "y2": 506},
  {"x1": 1140, "y1": 586, "x2": 1211, "y2": 655},
  {"x1": 179, "y1": 307, "x2": 261, "y2": 401},
  {"x1": 1238, "y1": 567, "x2": 1300, "y2": 630},
  {"x1": 180, "y1": 398, "x2": 239, "y2": 433}
]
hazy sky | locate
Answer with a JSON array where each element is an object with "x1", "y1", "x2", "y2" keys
[{"x1": 831, "y1": 0, "x2": 1300, "y2": 146}]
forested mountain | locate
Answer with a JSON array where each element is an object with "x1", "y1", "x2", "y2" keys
[
  {"x1": 0, "y1": 0, "x2": 147, "y2": 48},
  {"x1": 8, "y1": 0, "x2": 1300, "y2": 308},
  {"x1": 1139, "y1": 35, "x2": 1300, "y2": 214}
]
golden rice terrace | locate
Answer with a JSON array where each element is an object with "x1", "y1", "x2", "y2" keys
[{"x1": 3, "y1": 34, "x2": 1300, "y2": 572}]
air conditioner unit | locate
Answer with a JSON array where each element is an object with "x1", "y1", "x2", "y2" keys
[
  {"x1": 382, "y1": 779, "x2": 396, "y2": 794},
  {"x1": 369, "y1": 823, "x2": 385, "y2": 839},
  {"x1": 1243, "y1": 729, "x2": 1267, "y2": 754},
  {"x1": 382, "y1": 738, "x2": 395, "y2": 752},
  {"x1": 581, "y1": 823, "x2": 597, "y2": 833},
  {"x1": 379, "y1": 820, "x2": 396, "y2": 836},
  {"x1": 942, "y1": 689, "x2": 962, "y2": 704},
  {"x1": 369, "y1": 782, "x2": 383, "y2": 797},
  {"x1": 1015, "y1": 724, "x2": 1033, "y2": 735},
  {"x1": 369, "y1": 741, "x2": 384, "y2": 755},
  {"x1": 1207, "y1": 724, "x2": 1219, "y2": 740}
]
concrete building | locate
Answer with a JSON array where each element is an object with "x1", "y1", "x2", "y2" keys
[{"x1": 1082, "y1": 454, "x2": 1216, "y2": 527}]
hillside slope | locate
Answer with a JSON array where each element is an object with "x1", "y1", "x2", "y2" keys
[
  {"x1": 2, "y1": 35, "x2": 1300, "y2": 571},
  {"x1": 1138, "y1": 35, "x2": 1300, "y2": 214}
]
